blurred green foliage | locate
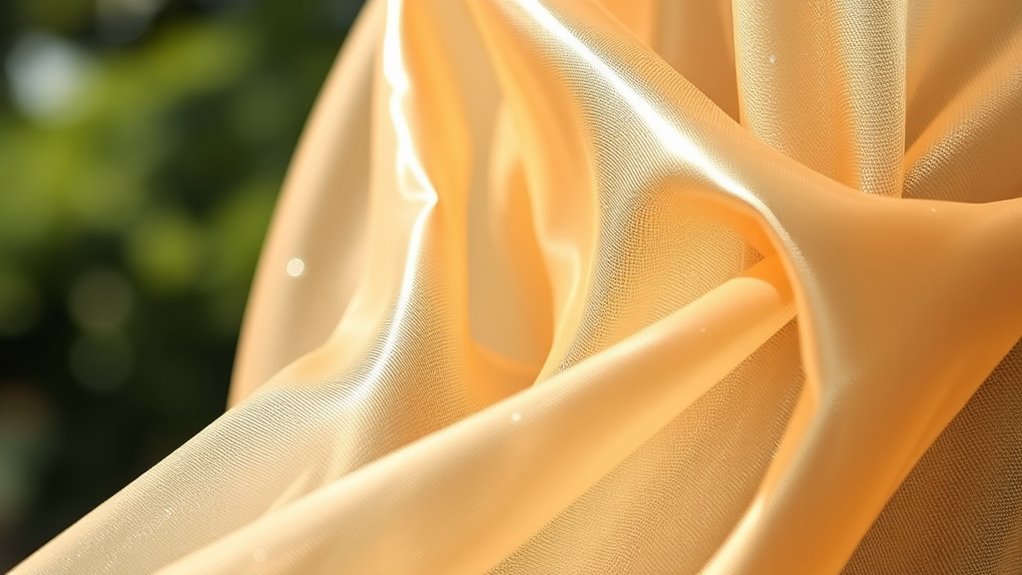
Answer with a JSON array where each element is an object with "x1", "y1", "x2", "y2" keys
[{"x1": 0, "y1": 0, "x2": 362, "y2": 567}]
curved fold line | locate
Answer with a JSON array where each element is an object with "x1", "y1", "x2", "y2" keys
[{"x1": 156, "y1": 257, "x2": 795, "y2": 574}]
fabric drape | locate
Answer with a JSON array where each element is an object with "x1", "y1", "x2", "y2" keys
[{"x1": 14, "y1": 0, "x2": 1022, "y2": 573}]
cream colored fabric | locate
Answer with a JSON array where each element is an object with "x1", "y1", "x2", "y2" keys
[{"x1": 13, "y1": 0, "x2": 1022, "y2": 573}]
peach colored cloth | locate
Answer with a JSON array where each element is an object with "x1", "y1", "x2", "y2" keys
[{"x1": 14, "y1": 0, "x2": 1022, "y2": 573}]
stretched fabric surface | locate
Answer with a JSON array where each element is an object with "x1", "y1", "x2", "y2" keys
[{"x1": 13, "y1": 0, "x2": 1022, "y2": 573}]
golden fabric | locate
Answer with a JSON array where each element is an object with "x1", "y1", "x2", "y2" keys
[{"x1": 14, "y1": 0, "x2": 1022, "y2": 573}]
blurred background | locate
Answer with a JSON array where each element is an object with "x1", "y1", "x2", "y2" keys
[{"x1": 0, "y1": 0, "x2": 363, "y2": 568}]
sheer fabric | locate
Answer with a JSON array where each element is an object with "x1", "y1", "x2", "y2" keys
[{"x1": 13, "y1": 0, "x2": 1022, "y2": 573}]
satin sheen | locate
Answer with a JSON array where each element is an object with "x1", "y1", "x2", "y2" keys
[{"x1": 13, "y1": 0, "x2": 1022, "y2": 573}]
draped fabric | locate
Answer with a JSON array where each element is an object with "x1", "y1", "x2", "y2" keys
[{"x1": 13, "y1": 0, "x2": 1022, "y2": 573}]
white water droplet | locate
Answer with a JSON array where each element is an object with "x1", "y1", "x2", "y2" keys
[{"x1": 286, "y1": 257, "x2": 305, "y2": 278}]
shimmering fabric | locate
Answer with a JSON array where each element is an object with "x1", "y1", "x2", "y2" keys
[{"x1": 14, "y1": 0, "x2": 1022, "y2": 573}]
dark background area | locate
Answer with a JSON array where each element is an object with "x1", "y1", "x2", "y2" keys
[{"x1": 0, "y1": 0, "x2": 363, "y2": 568}]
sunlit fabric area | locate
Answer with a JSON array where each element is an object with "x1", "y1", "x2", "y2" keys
[{"x1": 5, "y1": 0, "x2": 1022, "y2": 573}]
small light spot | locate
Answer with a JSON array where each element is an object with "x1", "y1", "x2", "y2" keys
[
  {"x1": 768, "y1": 53, "x2": 777, "y2": 64},
  {"x1": 162, "y1": 507, "x2": 173, "y2": 518},
  {"x1": 511, "y1": 412, "x2": 522, "y2": 424},
  {"x1": 5, "y1": 32, "x2": 93, "y2": 121},
  {"x1": 929, "y1": 207, "x2": 937, "y2": 213},
  {"x1": 286, "y1": 257, "x2": 305, "y2": 278},
  {"x1": 699, "y1": 327, "x2": 707, "y2": 333}
]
